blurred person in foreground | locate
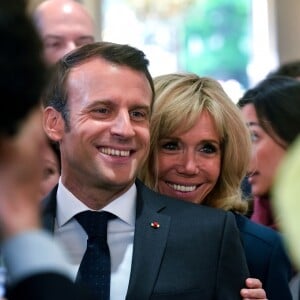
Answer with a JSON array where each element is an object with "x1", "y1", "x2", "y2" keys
[
  {"x1": 273, "y1": 135, "x2": 300, "y2": 299},
  {"x1": 0, "y1": 2, "x2": 94, "y2": 299}
]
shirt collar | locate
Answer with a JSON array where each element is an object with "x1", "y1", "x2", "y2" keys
[{"x1": 56, "y1": 178, "x2": 136, "y2": 228}]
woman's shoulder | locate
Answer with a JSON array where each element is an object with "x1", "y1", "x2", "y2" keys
[{"x1": 234, "y1": 212, "x2": 283, "y2": 246}]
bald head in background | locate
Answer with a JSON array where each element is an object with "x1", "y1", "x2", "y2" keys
[{"x1": 33, "y1": 0, "x2": 95, "y2": 64}]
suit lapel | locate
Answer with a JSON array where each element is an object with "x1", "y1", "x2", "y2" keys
[{"x1": 126, "y1": 180, "x2": 171, "y2": 300}]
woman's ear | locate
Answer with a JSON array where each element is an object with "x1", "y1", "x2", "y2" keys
[{"x1": 43, "y1": 107, "x2": 64, "y2": 142}]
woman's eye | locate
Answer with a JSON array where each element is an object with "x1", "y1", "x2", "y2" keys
[
  {"x1": 161, "y1": 141, "x2": 179, "y2": 151},
  {"x1": 250, "y1": 131, "x2": 259, "y2": 142},
  {"x1": 200, "y1": 143, "x2": 218, "y2": 154}
]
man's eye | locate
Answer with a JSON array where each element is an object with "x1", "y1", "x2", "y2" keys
[
  {"x1": 76, "y1": 38, "x2": 94, "y2": 47},
  {"x1": 130, "y1": 110, "x2": 148, "y2": 121},
  {"x1": 45, "y1": 41, "x2": 62, "y2": 49},
  {"x1": 95, "y1": 107, "x2": 109, "y2": 114}
]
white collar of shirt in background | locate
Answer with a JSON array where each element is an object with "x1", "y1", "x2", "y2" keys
[{"x1": 55, "y1": 178, "x2": 136, "y2": 300}]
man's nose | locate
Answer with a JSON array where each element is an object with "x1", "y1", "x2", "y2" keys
[{"x1": 110, "y1": 111, "x2": 135, "y2": 138}]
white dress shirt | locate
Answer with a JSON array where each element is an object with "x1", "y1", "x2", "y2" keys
[{"x1": 54, "y1": 178, "x2": 136, "y2": 300}]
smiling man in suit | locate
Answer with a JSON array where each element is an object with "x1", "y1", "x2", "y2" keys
[{"x1": 41, "y1": 41, "x2": 250, "y2": 299}]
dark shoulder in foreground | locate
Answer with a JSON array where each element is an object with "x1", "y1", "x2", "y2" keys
[{"x1": 6, "y1": 272, "x2": 95, "y2": 300}]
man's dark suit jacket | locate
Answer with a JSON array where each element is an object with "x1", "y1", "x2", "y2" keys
[{"x1": 42, "y1": 179, "x2": 249, "y2": 299}]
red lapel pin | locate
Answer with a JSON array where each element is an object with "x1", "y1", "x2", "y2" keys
[{"x1": 150, "y1": 221, "x2": 160, "y2": 229}]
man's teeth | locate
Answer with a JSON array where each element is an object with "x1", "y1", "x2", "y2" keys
[
  {"x1": 168, "y1": 183, "x2": 196, "y2": 192},
  {"x1": 100, "y1": 147, "x2": 130, "y2": 157}
]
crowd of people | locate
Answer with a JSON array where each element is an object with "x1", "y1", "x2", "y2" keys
[{"x1": 1, "y1": 0, "x2": 300, "y2": 299}]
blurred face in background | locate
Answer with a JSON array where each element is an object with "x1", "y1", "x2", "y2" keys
[
  {"x1": 35, "y1": 0, "x2": 95, "y2": 64},
  {"x1": 241, "y1": 104, "x2": 286, "y2": 197},
  {"x1": 39, "y1": 141, "x2": 60, "y2": 199}
]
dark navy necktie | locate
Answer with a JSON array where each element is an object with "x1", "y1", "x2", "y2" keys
[{"x1": 75, "y1": 211, "x2": 115, "y2": 300}]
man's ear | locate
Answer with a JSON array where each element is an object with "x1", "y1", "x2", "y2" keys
[{"x1": 43, "y1": 107, "x2": 64, "y2": 142}]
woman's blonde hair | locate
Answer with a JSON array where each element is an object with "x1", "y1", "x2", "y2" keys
[{"x1": 139, "y1": 73, "x2": 251, "y2": 213}]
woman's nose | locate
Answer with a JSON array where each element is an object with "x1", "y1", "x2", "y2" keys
[{"x1": 177, "y1": 152, "x2": 200, "y2": 175}]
